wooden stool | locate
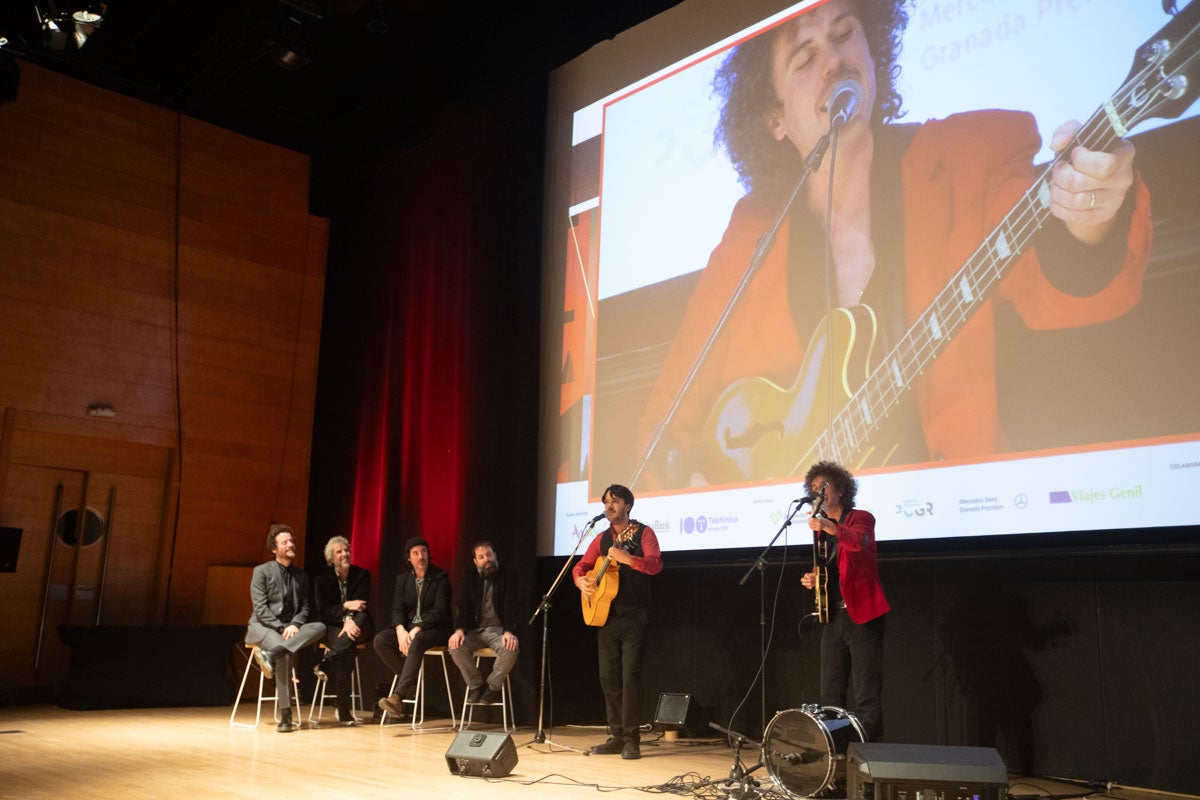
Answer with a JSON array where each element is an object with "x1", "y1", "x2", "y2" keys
[
  {"x1": 308, "y1": 642, "x2": 366, "y2": 724},
  {"x1": 229, "y1": 643, "x2": 300, "y2": 729},
  {"x1": 381, "y1": 645, "x2": 457, "y2": 729},
  {"x1": 458, "y1": 647, "x2": 515, "y2": 732}
]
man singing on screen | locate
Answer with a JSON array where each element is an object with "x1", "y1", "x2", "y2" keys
[{"x1": 636, "y1": 0, "x2": 1150, "y2": 489}]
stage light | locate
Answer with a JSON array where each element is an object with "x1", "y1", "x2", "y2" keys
[
  {"x1": 268, "y1": 0, "x2": 327, "y2": 71},
  {"x1": 35, "y1": 2, "x2": 105, "y2": 50}
]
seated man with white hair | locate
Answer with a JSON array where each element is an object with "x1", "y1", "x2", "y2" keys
[{"x1": 313, "y1": 535, "x2": 373, "y2": 725}]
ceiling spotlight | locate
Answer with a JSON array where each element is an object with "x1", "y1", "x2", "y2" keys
[
  {"x1": 35, "y1": 2, "x2": 105, "y2": 50},
  {"x1": 72, "y1": 6, "x2": 103, "y2": 25},
  {"x1": 268, "y1": 0, "x2": 327, "y2": 71},
  {"x1": 71, "y1": 3, "x2": 105, "y2": 48}
]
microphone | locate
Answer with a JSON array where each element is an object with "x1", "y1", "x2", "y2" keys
[
  {"x1": 777, "y1": 748, "x2": 824, "y2": 765},
  {"x1": 586, "y1": 512, "x2": 606, "y2": 526},
  {"x1": 827, "y1": 78, "x2": 863, "y2": 130},
  {"x1": 796, "y1": 485, "x2": 827, "y2": 505}
]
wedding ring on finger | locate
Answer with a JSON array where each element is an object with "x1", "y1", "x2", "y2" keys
[{"x1": 1088, "y1": 190, "x2": 1097, "y2": 210}]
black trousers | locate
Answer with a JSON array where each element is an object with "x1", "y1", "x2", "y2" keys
[
  {"x1": 819, "y1": 608, "x2": 886, "y2": 741},
  {"x1": 372, "y1": 626, "x2": 448, "y2": 697},
  {"x1": 322, "y1": 627, "x2": 371, "y2": 711},
  {"x1": 596, "y1": 607, "x2": 648, "y2": 741}
]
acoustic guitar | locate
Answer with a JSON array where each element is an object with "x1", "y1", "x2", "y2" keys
[
  {"x1": 699, "y1": 5, "x2": 1200, "y2": 484},
  {"x1": 581, "y1": 523, "x2": 640, "y2": 627}
]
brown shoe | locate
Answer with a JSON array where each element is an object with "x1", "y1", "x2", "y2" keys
[{"x1": 377, "y1": 694, "x2": 404, "y2": 716}]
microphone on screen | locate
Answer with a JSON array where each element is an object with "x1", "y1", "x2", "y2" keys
[{"x1": 827, "y1": 78, "x2": 863, "y2": 131}]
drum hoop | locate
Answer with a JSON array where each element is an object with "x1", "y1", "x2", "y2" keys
[{"x1": 761, "y1": 707, "x2": 838, "y2": 799}]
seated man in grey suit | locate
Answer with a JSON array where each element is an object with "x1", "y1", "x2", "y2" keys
[{"x1": 245, "y1": 524, "x2": 326, "y2": 732}]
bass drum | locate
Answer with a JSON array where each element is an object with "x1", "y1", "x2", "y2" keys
[{"x1": 762, "y1": 705, "x2": 866, "y2": 798}]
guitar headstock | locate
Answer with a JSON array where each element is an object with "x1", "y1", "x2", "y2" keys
[{"x1": 1113, "y1": 1, "x2": 1200, "y2": 133}]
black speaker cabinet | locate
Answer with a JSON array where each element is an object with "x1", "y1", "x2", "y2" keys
[
  {"x1": 846, "y1": 743, "x2": 1007, "y2": 800},
  {"x1": 654, "y1": 692, "x2": 699, "y2": 736},
  {"x1": 445, "y1": 731, "x2": 518, "y2": 777}
]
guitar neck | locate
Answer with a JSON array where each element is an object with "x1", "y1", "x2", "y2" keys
[
  {"x1": 594, "y1": 556, "x2": 612, "y2": 582},
  {"x1": 816, "y1": 105, "x2": 1125, "y2": 467}
]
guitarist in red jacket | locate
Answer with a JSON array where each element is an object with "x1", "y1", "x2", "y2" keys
[
  {"x1": 635, "y1": 0, "x2": 1150, "y2": 489},
  {"x1": 573, "y1": 484, "x2": 663, "y2": 760},
  {"x1": 801, "y1": 460, "x2": 890, "y2": 741}
]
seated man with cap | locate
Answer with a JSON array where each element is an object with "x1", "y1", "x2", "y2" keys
[{"x1": 372, "y1": 535, "x2": 452, "y2": 716}]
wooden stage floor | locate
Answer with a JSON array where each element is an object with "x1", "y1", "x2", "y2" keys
[{"x1": 0, "y1": 705, "x2": 1182, "y2": 800}]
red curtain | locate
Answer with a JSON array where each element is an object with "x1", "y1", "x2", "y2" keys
[
  {"x1": 318, "y1": 81, "x2": 544, "y2": 597},
  {"x1": 344, "y1": 114, "x2": 483, "y2": 577}
]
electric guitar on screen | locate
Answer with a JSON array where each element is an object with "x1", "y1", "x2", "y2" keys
[
  {"x1": 698, "y1": 4, "x2": 1200, "y2": 484},
  {"x1": 581, "y1": 523, "x2": 640, "y2": 627}
]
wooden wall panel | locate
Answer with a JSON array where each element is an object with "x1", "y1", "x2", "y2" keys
[{"x1": 0, "y1": 62, "x2": 328, "y2": 686}]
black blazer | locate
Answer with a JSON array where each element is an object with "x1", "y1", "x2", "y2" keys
[
  {"x1": 313, "y1": 564, "x2": 374, "y2": 635},
  {"x1": 390, "y1": 563, "x2": 452, "y2": 631},
  {"x1": 454, "y1": 564, "x2": 522, "y2": 637}
]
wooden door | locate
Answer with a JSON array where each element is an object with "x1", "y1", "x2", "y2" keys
[{"x1": 0, "y1": 422, "x2": 173, "y2": 692}]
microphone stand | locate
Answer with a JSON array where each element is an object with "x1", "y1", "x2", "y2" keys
[
  {"x1": 709, "y1": 721, "x2": 765, "y2": 800},
  {"x1": 738, "y1": 499, "x2": 808, "y2": 738},
  {"x1": 520, "y1": 518, "x2": 599, "y2": 755},
  {"x1": 629, "y1": 129, "x2": 841, "y2": 491}
]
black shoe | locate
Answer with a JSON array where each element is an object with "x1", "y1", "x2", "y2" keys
[
  {"x1": 276, "y1": 709, "x2": 293, "y2": 733},
  {"x1": 480, "y1": 687, "x2": 502, "y2": 705},
  {"x1": 621, "y1": 740, "x2": 641, "y2": 760},
  {"x1": 377, "y1": 694, "x2": 404, "y2": 716},
  {"x1": 590, "y1": 736, "x2": 625, "y2": 755},
  {"x1": 312, "y1": 662, "x2": 328, "y2": 682},
  {"x1": 252, "y1": 646, "x2": 273, "y2": 680},
  {"x1": 336, "y1": 708, "x2": 360, "y2": 727},
  {"x1": 465, "y1": 684, "x2": 485, "y2": 704}
]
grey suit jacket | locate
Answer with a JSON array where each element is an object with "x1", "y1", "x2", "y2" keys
[{"x1": 245, "y1": 560, "x2": 312, "y2": 643}]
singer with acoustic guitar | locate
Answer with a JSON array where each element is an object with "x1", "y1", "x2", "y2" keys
[
  {"x1": 573, "y1": 484, "x2": 663, "y2": 760},
  {"x1": 800, "y1": 460, "x2": 889, "y2": 742}
]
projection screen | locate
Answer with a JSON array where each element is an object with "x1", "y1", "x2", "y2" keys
[{"x1": 538, "y1": 0, "x2": 1200, "y2": 557}]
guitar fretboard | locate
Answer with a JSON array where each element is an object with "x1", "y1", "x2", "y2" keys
[{"x1": 817, "y1": 103, "x2": 1130, "y2": 466}]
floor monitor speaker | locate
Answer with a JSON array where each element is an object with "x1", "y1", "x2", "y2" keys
[
  {"x1": 445, "y1": 730, "x2": 518, "y2": 777},
  {"x1": 654, "y1": 692, "x2": 700, "y2": 736},
  {"x1": 847, "y1": 743, "x2": 1007, "y2": 800}
]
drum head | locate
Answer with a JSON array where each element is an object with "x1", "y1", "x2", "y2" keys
[{"x1": 762, "y1": 706, "x2": 863, "y2": 798}]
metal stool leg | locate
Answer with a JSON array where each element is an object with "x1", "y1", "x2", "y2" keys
[
  {"x1": 231, "y1": 645, "x2": 300, "y2": 729},
  {"x1": 458, "y1": 650, "x2": 514, "y2": 732},
  {"x1": 380, "y1": 674, "x2": 400, "y2": 725}
]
